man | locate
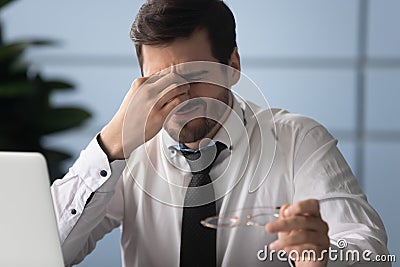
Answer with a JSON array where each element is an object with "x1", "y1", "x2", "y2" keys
[{"x1": 51, "y1": 0, "x2": 390, "y2": 266}]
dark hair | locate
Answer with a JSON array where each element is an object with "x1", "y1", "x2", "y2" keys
[{"x1": 130, "y1": 0, "x2": 237, "y2": 71}]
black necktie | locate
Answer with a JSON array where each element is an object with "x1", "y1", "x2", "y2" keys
[{"x1": 179, "y1": 141, "x2": 226, "y2": 267}]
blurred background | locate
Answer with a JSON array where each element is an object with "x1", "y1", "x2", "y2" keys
[{"x1": 1, "y1": 0, "x2": 399, "y2": 266}]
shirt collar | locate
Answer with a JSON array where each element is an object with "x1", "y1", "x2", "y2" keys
[{"x1": 161, "y1": 95, "x2": 246, "y2": 153}]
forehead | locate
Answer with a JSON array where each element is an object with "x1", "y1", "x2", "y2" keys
[{"x1": 141, "y1": 29, "x2": 218, "y2": 77}]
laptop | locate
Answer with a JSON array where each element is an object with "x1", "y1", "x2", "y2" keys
[{"x1": 0, "y1": 152, "x2": 65, "y2": 267}]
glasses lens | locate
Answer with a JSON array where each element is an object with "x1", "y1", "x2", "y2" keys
[
  {"x1": 201, "y1": 207, "x2": 280, "y2": 229},
  {"x1": 247, "y1": 212, "x2": 279, "y2": 226},
  {"x1": 201, "y1": 215, "x2": 240, "y2": 229}
]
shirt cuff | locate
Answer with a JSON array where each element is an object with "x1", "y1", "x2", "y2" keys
[{"x1": 69, "y1": 135, "x2": 114, "y2": 192}]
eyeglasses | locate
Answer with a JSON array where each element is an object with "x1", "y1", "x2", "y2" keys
[{"x1": 201, "y1": 206, "x2": 280, "y2": 229}]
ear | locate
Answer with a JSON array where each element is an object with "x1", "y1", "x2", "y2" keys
[{"x1": 228, "y1": 47, "x2": 241, "y2": 86}]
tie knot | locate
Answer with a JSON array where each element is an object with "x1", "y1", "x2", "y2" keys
[{"x1": 180, "y1": 141, "x2": 226, "y2": 176}]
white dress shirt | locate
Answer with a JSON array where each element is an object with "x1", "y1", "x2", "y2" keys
[{"x1": 51, "y1": 97, "x2": 390, "y2": 267}]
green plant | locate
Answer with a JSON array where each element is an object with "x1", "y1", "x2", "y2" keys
[{"x1": 0, "y1": 0, "x2": 91, "y2": 182}]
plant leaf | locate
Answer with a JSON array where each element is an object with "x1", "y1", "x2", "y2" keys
[
  {"x1": 38, "y1": 107, "x2": 91, "y2": 135},
  {"x1": 42, "y1": 80, "x2": 75, "y2": 92},
  {"x1": 0, "y1": 0, "x2": 13, "y2": 9},
  {"x1": 0, "y1": 82, "x2": 34, "y2": 97},
  {"x1": 8, "y1": 60, "x2": 30, "y2": 74},
  {"x1": 0, "y1": 40, "x2": 54, "y2": 61}
]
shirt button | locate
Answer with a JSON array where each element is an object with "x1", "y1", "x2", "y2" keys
[
  {"x1": 100, "y1": 170, "x2": 108, "y2": 177},
  {"x1": 71, "y1": 209, "x2": 77, "y2": 215}
]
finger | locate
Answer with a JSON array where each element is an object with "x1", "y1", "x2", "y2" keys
[
  {"x1": 280, "y1": 204, "x2": 290, "y2": 218},
  {"x1": 130, "y1": 76, "x2": 150, "y2": 87},
  {"x1": 150, "y1": 72, "x2": 189, "y2": 97},
  {"x1": 285, "y1": 199, "x2": 320, "y2": 217},
  {"x1": 154, "y1": 83, "x2": 190, "y2": 110},
  {"x1": 265, "y1": 204, "x2": 291, "y2": 234},
  {"x1": 158, "y1": 91, "x2": 191, "y2": 116},
  {"x1": 266, "y1": 216, "x2": 328, "y2": 234},
  {"x1": 133, "y1": 71, "x2": 185, "y2": 103},
  {"x1": 141, "y1": 70, "x2": 167, "y2": 85},
  {"x1": 132, "y1": 74, "x2": 188, "y2": 108},
  {"x1": 126, "y1": 77, "x2": 150, "y2": 98},
  {"x1": 269, "y1": 230, "x2": 330, "y2": 251}
]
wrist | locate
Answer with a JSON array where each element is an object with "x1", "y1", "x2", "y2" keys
[{"x1": 98, "y1": 130, "x2": 124, "y2": 162}]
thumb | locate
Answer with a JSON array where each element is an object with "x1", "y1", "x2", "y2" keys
[{"x1": 280, "y1": 204, "x2": 291, "y2": 219}]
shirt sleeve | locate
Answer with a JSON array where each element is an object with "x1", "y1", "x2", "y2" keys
[
  {"x1": 50, "y1": 136, "x2": 126, "y2": 266},
  {"x1": 293, "y1": 125, "x2": 390, "y2": 266}
]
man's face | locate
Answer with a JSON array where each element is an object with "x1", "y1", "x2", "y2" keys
[{"x1": 141, "y1": 29, "x2": 236, "y2": 144}]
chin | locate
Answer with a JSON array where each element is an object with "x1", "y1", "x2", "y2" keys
[{"x1": 165, "y1": 118, "x2": 216, "y2": 144}]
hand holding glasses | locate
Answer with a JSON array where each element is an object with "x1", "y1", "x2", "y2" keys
[{"x1": 201, "y1": 206, "x2": 280, "y2": 229}]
